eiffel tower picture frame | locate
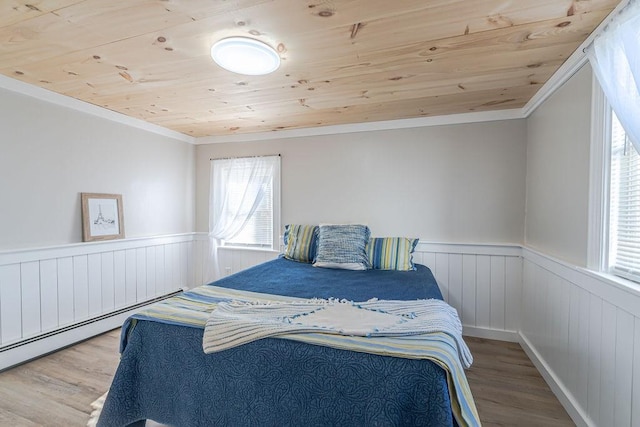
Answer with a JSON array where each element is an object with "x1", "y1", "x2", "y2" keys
[{"x1": 81, "y1": 193, "x2": 125, "y2": 242}]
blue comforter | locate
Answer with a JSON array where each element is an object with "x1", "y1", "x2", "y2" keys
[
  {"x1": 98, "y1": 258, "x2": 457, "y2": 427},
  {"x1": 211, "y1": 257, "x2": 444, "y2": 301}
]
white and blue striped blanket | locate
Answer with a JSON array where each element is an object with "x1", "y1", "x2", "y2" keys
[
  {"x1": 204, "y1": 297, "x2": 473, "y2": 369},
  {"x1": 129, "y1": 285, "x2": 480, "y2": 427}
]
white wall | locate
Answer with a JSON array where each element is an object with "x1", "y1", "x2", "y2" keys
[
  {"x1": 0, "y1": 82, "x2": 197, "y2": 369},
  {"x1": 525, "y1": 65, "x2": 592, "y2": 267},
  {"x1": 195, "y1": 122, "x2": 528, "y2": 347},
  {"x1": 0, "y1": 87, "x2": 196, "y2": 250},
  {"x1": 196, "y1": 120, "x2": 527, "y2": 244},
  {"x1": 522, "y1": 63, "x2": 640, "y2": 427}
]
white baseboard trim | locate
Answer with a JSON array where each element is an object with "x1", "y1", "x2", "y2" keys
[
  {"x1": 0, "y1": 291, "x2": 181, "y2": 372},
  {"x1": 463, "y1": 326, "x2": 519, "y2": 343},
  {"x1": 518, "y1": 332, "x2": 592, "y2": 427},
  {"x1": 1, "y1": 312, "x2": 129, "y2": 372}
]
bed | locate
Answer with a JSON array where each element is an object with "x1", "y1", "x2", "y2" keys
[{"x1": 98, "y1": 257, "x2": 479, "y2": 426}]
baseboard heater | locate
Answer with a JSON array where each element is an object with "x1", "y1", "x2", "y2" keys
[{"x1": 0, "y1": 289, "x2": 182, "y2": 354}]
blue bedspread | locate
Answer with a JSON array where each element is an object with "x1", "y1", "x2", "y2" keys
[
  {"x1": 98, "y1": 258, "x2": 460, "y2": 427},
  {"x1": 212, "y1": 257, "x2": 444, "y2": 301}
]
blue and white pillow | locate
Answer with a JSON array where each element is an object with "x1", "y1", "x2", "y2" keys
[
  {"x1": 313, "y1": 224, "x2": 371, "y2": 270},
  {"x1": 283, "y1": 224, "x2": 318, "y2": 263},
  {"x1": 366, "y1": 237, "x2": 418, "y2": 271}
]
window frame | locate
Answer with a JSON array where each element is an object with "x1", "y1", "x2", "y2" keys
[
  {"x1": 587, "y1": 73, "x2": 611, "y2": 271},
  {"x1": 588, "y1": 73, "x2": 640, "y2": 286},
  {"x1": 213, "y1": 155, "x2": 281, "y2": 252}
]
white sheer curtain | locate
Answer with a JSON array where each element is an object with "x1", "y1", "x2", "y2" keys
[
  {"x1": 207, "y1": 156, "x2": 278, "y2": 281},
  {"x1": 587, "y1": 0, "x2": 640, "y2": 152}
]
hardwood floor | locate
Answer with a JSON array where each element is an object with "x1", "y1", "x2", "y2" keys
[
  {"x1": 0, "y1": 329, "x2": 121, "y2": 426},
  {"x1": 0, "y1": 331, "x2": 573, "y2": 426},
  {"x1": 465, "y1": 336, "x2": 574, "y2": 426}
]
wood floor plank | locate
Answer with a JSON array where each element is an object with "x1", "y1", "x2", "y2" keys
[
  {"x1": 0, "y1": 384, "x2": 90, "y2": 426},
  {"x1": 465, "y1": 336, "x2": 574, "y2": 426},
  {"x1": 0, "y1": 331, "x2": 574, "y2": 426},
  {"x1": 0, "y1": 409, "x2": 40, "y2": 427}
]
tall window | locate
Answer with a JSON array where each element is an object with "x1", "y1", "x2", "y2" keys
[
  {"x1": 608, "y1": 112, "x2": 640, "y2": 282},
  {"x1": 587, "y1": 0, "x2": 640, "y2": 285},
  {"x1": 223, "y1": 163, "x2": 274, "y2": 247},
  {"x1": 209, "y1": 155, "x2": 280, "y2": 250}
]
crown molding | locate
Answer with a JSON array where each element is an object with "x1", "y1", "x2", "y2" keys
[
  {"x1": 521, "y1": 0, "x2": 631, "y2": 117},
  {"x1": 521, "y1": 51, "x2": 589, "y2": 118},
  {"x1": 0, "y1": 69, "x2": 522, "y2": 145},
  {"x1": 0, "y1": 74, "x2": 196, "y2": 144},
  {"x1": 195, "y1": 108, "x2": 526, "y2": 144}
]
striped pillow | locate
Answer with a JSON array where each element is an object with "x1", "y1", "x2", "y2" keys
[
  {"x1": 283, "y1": 224, "x2": 318, "y2": 263},
  {"x1": 366, "y1": 237, "x2": 419, "y2": 271},
  {"x1": 314, "y1": 224, "x2": 371, "y2": 270}
]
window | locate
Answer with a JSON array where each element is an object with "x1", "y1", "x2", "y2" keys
[
  {"x1": 223, "y1": 163, "x2": 274, "y2": 247},
  {"x1": 209, "y1": 155, "x2": 280, "y2": 250},
  {"x1": 586, "y1": 0, "x2": 640, "y2": 286},
  {"x1": 607, "y1": 112, "x2": 640, "y2": 282}
]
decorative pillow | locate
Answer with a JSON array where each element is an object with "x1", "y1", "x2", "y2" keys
[
  {"x1": 366, "y1": 237, "x2": 419, "y2": 271},
  {"x1": 283, "y1": 224, "x2": 319, "y2": 263},
  {"x1": 313, "y1": 224, "x2": 371, "y2": 270}
]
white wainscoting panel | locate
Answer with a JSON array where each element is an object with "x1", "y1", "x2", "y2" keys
[
  {"x1": 413, "y1": 243, "x2": 522, "y2": 342},
  {"x1": 195, "y1": 239, "x2": 523, "y2": 341},
  {"x1": 193, "y1": 236, "x2": 209, "y2": 286},
  {"x1": 218, "y1": 247, "x2": 280, "y2": 278},
  {"x1": 1, "y1": 236, "x2": 524, "y2": 369},
  {"x1": 192, "y1": 237, "x2": 524, "y2": 342},
  {"x1": 192, "y1": 235, "x2": 280, "y2": 284},
  {"x1": 0, "y1": 234, "x2": 197, "y2": 370},
  {"x1": 520, "y1": 247, "x2": 640, "y2": 427}
]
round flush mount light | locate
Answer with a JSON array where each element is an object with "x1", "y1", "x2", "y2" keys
[{"x1": 211, "y1": 37, "x2": 280, "y2": 75}]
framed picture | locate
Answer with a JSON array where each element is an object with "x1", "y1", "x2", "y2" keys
[{"x1": 81, "y1": 193, "x2": 125, "y2": 242}]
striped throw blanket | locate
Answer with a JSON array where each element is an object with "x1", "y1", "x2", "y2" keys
[
  {"x1": 203, "y1": 298, "x2": 473, "y2": 369},
  {"x1": 128, "y1": 285, "x2": 480, "y2": 427}
]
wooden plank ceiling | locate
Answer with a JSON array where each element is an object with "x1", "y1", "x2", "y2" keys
[{"x1": 0, "y1": 0, "x2": 620, "y2": 137}]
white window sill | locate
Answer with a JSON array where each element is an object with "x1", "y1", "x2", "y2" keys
[
  {"x1": 579, "y1": 267, "x2": 640, "y2": 298},
  {"x1": 218, "y1": 245, "x2": 280, "y2": 254}
]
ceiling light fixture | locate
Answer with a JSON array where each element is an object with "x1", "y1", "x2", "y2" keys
[{"x1": 211, "y1": 37, "x2": 280, "y2": 76}]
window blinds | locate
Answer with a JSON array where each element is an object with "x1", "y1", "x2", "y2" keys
[
  {"x1": 609, "y1": 112, "x2": 640, "y2": 282},
  {"x1": 224, "y1": 163, "x2": 274, "y2": 247}
]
